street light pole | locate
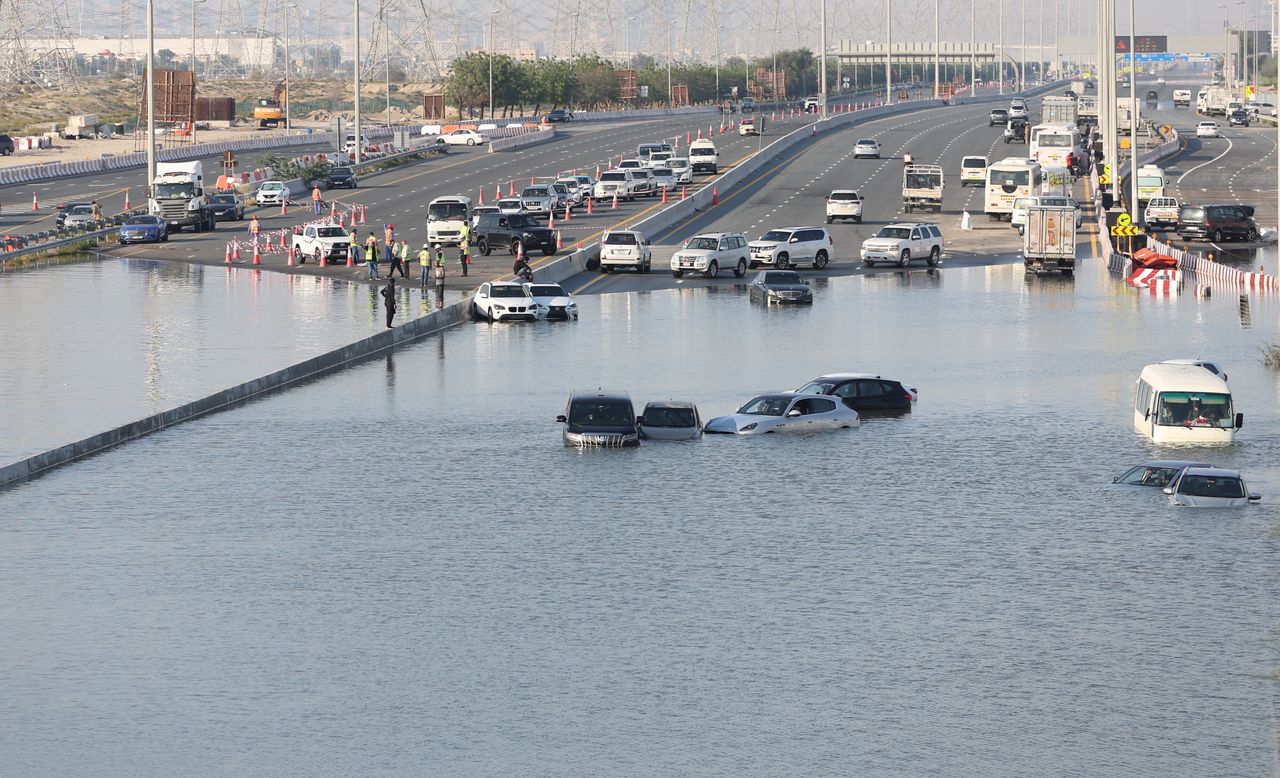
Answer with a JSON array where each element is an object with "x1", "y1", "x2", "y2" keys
[
  {"x1": 190, "y1": 0, "x2": 203, "y2": 74},
  {"x1": 487, "y1": 12, "x2": 494, "y2": 121},
  {"x1": 284, "y1": 4, "x2": 291, "y2": 130},
  {"x1": 933, "y1": 0, "x2": 940, "y2": 97},
  {"x1": 146, "y1": 0, "x2": 156, "y2": 193},
  {"x1": 970, "y1": 0, "x2": 976, "y2": 90},
  {"x1": 353, "y1": 0, "x2": 361, "y2": 164},
  {"x1": 1129, "y1": 0, "x2": 1138, "y2": 220},
  {"x1": 885, "y1": 0, "x2": 892, "y2": 104},
  {"x1": 820, "y1": 0, "x2": 828, "y2": 117},
  {"x1": 999, "y1": 0, "x2": 1005, "y2": 94},
  {"x1": 667, "y1": 19, "x2": 673, "y2": 110}
]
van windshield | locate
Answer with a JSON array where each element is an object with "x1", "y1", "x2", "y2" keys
[
  {"x1": 1156, "y1": 392, "x2": 1233, "y2": 427},
  {"x1": 569, "y1": 400, "x2": 635, "y2": 427},
  {"x1": 989, "y1": 169, "x2": 1030, "y2": 186},
  {"x1": 428, "y1": 202, "x2": 467, "y2": 220},
  {"x1": 1137, "y1": 176, "x2": 1163, "y2": 187},
  {"x1": 643, "y1": 407, "x2": 697, "y2": 428},
  {"x1": 962, "y1": 158, "x2": 986, "y2": 168},
  {"x1": 600, "y1": 172, "x2": 627, "y2": 181},
  {"x1": 690, "y1": 147, "x2": 715, "y2": 157}
]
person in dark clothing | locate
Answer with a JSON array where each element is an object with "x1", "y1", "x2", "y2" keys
[
  {"x1": 513, "y1": 255, "x2": 532, "y2": 280},
  {"x1": 380, "y1": 277, "x2": 397, "y2": 328},
  {"x1": 387, "y1": 237, "x2": 405, "y2": 278}
]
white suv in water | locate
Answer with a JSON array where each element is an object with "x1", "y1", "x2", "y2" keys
[{"x1": 670, "y1": 232, "x2": 750, "y2": 278}]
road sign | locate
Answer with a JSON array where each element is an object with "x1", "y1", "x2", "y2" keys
[
  {"x1": 1115, "y1": 35, "x2": 1167, "y2": 54},
  {"x1": 1099, "y1": 175, "x2": 1111, "y2": 185},
  {"x1": 1111, "y1": 225, "x2": 1142, "y2": 236}
]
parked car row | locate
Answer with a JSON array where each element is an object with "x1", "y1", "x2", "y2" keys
[{"x1": 471, "y1": 281, "x2": 578, "y2": 322}]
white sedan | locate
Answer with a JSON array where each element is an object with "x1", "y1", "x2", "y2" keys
[
  {"x1": 853, "y1": 138, "x2": 881, "y2": 158},
  {"x1": 1195, "y1": 121, "x2": 1220, "y2": 138},
  {"x1": 703, "y1": 393, "x2": 860, "y2": 435},
  {"x1": 522, "y1": 282, "x2": 579, "y2": 321},
  {"x1": 1164, "y1": 467, "x2": 1261, "y2": 507},
  {"x1": 441, "y1": 128, "x2": 489, "y2": 146}
]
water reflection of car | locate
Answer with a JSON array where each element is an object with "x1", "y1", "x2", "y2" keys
[
  {"x1": 1112, "y1": 460, "x2": 1211, "y2": 488},
  {"x1": 638, "y1": 401, "x2": 702, "y2": 440},
  {"x1": 117, "y1": 214, "x2": 169, "y2": 244},
  {"x1": 704, "y1": 393, "x2": 859, "y2": 435},
  {"x1": 1163, "y1": 467, "x2": 1261, "y2": 507},
  {"x1": 794, "y1": 373, "x2": 918, "y2": 412},
  {"x1": 748, "y1": 270, "x2": 813, "y2": 304},
  {"x1": 522, "y1": 282, "x2": 578, "y2": 321},
  {"x1": 558, "y1": 390, "x2": 639, "y2": 447},
  {"x1": 208, "y1": 192, "x2": 245, "y2": 221}
]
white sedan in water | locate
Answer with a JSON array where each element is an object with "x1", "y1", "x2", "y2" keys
[
  {"x1": 522, "y1": 282, "x2": 578, "y2": 321},
  {"x1": 704, "y1": 393, "x2": 859, "y2": 435},
  {"x1": 1164, "y1": 467, "x2": 1261, "y2": 507},
  {"x1": 441, "y1": 128, "x2": 490, "y2": 146}
]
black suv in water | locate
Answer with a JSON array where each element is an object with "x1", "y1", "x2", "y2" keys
[
  {"x1": 1177, "y1": 204, "x2": 1258, "y2": 243},
  {"x1": 325, "y1": 166, "x2": 358, "y2": 188},
  {"x1": 793, "y1": 373, "x2": 916, "y2": 413},
  {"x1": 557, "y1": 391, "x2": 639, "y2": 447},
  {"x1": 474, "y1": 212, "x2": 558, "y2": 257}
]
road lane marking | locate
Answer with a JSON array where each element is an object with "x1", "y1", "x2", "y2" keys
[{"x1": 1176, "y1": 135, "x2": 1234, "y2": 185}]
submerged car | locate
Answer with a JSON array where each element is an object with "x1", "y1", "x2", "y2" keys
[
  {"x1": 117, "y1": 214, "x2": 169, "y2": 244},
  {"x1": 638, "y1": 401, "x2": 703, "y2": 440},
  {"x1": 471, "y1": 281, "x2": 539, "y2": 322},
  {"x1": 748, "y1": 270, "x2": 813, "y2": 304},
  {"x1": 557, "y1": 391, "x2": 639, "y2": 447},
  {"x1": 794, "y1": 373, "x2": 918, "y2": 412},
  {"x1": 1163, "y1": 467, "x2": 1261, "y2": 507},
  {"x1": 1112, "y1": 460, "x2": 1212, "y2": 488},
  {"x1": 704, "y1": 393, "x2": 859, "y2": 435},
  {"x1": 523, "y1": 282, "x2": 578, "y2": 321}
]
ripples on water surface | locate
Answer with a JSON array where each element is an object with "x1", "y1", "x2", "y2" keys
[{"x1": 2, "y1": 263, "x2": 1279, "y2": 776}]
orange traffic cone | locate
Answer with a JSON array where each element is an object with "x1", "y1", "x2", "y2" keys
[
  {"x1": 681, "y1": 185, "x2": 687, "y2": 201},
  {"x1": 495, "y1": 184, "x2": 502, "y2": 200},
  {"x1": 686, "y1": 130, "x2": 691, "y2": 144},
  {"x1": 576, "y1": 242, "x2": 583, "y2": 251},
  {"x1": 556, "y1": 230, "x2": 563, "y2": 250},
  {"x1": 509, "y1": 180, "x2": 516, "y2": 196},
  {"x1": 358, "y1": 205, "x2": 367, "y2": 224},
  {"x1": 611, "y1": 193, "x2": 619, "y2": 210},
  {"x1": 594, "y1": 165, "x2": 600, "y2": 178},
  {"x1": 587, "y1": 198, "x2": 594, "y2": 215},
  {"x1": 345, "y1": 249, "x2": 355, "y2": 268},
  {"x1": 264, "y1": 233, "x2": 273, "y2": 252},
  {"x1": 31, "y1": 193, "x2": 38, "y2": 210},
  {"x1": 530, "y1": 176, "x2": 535, "y2": 185},
  {"x1": 712, "y1": 187, "x2": 719, "y2": 206},
  {"x1": 564, "y1": 205, "x2": 571, "y2": 221},
  {"x1": 224, "y1": 243, "x2": 232, "y2": 264},
  {"x1": 232, "y1": 242, "x2": 241, "y2": 261},
  {"x1": 280, "y1": 200, "x2": 287, "y2": 216},
  {"x1": 252, "y1": 242, "x2": 262, "y2": 265},
  {"x1": 548, "y1": 212, "x2": 556, "y2": 229},
  {"x1": 516, "y1": 241, "x2": 524, "y2": 260},
  {"x1": 477, "y1": 188, "x2": 485, "y2": 205},
  {"x1": 811, "y1": 124, "x2": 817, "y2": 137},
  {"x1": 123, "y1": 189, "x2": 131, "y2": 210},
  {"x1": 662, "y1": 187, "x2": 668, "y2": 203},
  {"x1": 287, "y1": 245, "x2": 295, "y2": 266}
]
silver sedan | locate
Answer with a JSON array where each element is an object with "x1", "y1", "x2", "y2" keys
[{"x1": 704, "y1": 392, "x2": 859, "y2": 435}]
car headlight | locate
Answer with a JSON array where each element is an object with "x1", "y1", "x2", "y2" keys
[
  {"x1": 741, "y1": 423, "x2": 758, "y2": 431},
  {"x1": 767, "y1": 289, "x2": 781, "y2": 297},
  {"x1": 493, "y1": 304, "x2": 506, "y2": 311}
]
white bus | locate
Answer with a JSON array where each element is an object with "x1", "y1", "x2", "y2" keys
[
  {"x1": 1133, "y1": 363, "x2": 1243, "y2": 444},
  {"x1": 427, "y1": 195, "x2": 473, "y2": 246},
  {"x1": 1029, "y1": 123, "x2": 1080, "y2": 169},
  {"x1": 1135, "y1": 164, "x2": 1165, "y2": 206},
  {"x1": 984, "y1": 158, "x2": 1043, "y2": 221}
]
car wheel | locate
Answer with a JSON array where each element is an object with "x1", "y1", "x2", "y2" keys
[
  {"x1": 706, "y1": 260, "x2": 718, "y2": 278},
  {"x1": 734, "y1": 258, "x2": 746, "y2": 277},
  {"x1": 855, "y1": 216, "x2": 862, "y2": 223},
  {"x1": 927, "y1": 246, "x2": 940, "y2": 266},
  {"x1": 814, "y1": 250, "x2": 829, "y2": 269},
  {"x1": 1246, "y1": 228, "x2": 1258, "y2": 241},
  {"x1": 467, "y1": 138, "x2": 476, "y2": 146},
  {"x1": 672, "y1": 270, "x2": 683, "y2": 278},
  {"x1": 643, "y1": 260, "x2": 651, "y2": 274},
  {"x1": 488, "y1": 307, "x2": 497, "y2": 323},
  {"x1": 600, "y1": 265, "x2": 611, "y2": 274},
  {"x1": 479, "y1": 240, "x2": 492, "y2": 256},
  {"x1": 119, "y1": 239, "x2": 127, "y2": 245},
  {"x1": 899, "y1": 249, "x2": 911, "y2": 267},
  {"x1": 747, "y1": 260, "x2": 758, "y2": 269},
  {"x1": 776, "y1": 253, "x2": 789, "y2": 269},
  {"x1": 1212, "y1": 229, "x2": 1223, "y2": 243}
]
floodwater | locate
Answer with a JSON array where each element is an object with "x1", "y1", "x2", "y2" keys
[
  {"x1": 2, "y1": 260, "x2": 1279, "y2": 776},
  {"x1": 0, "y1": 256, "x2": 456, "y2": 464}
]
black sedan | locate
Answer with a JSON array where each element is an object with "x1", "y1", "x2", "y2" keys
[
  {"x1": 748, "y1": 270, "x2": 813, "y2": 304},
  {"x1": 794, "y1": 373, "x2": 918, "y2": 413},
  {"x1": 325, "y1": 166, "x2": 358, "y2": 188},
  {"x1": 208, "y1": 192, "x2": 245, "y2": 221},
  {"x1": 545, "y1": 108, "x2": 573, "y2": 123}
]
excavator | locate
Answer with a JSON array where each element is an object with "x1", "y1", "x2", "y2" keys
[{"x1": 253, "y1": 79, "x2": 287, "y2": 128}]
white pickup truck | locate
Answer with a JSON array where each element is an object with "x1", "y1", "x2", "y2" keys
[
  {"x1": 291, "y1": 223, "x2": 352, "y2": 263},
  {"x1": 860, "y1": 222, "x2": 944, "y2": 268},
  {"x1": 1143, "y1": 196, "x2": 1180, "y2": 229}
]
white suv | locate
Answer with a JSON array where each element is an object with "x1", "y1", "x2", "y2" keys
[
  {"x1": 860, "y1": 222, "x2": 944, "y2": 267},
  {"x1": 670, "y1": 232, "x2": 750, "y2": 278},
  {"x1": 594, "y1": 170, "x2": 639, "y2": 201},
  {"x1": 599, "y1": 230, "x2": 653, "y2": 273},
  {"x1": 825, "y1": 190, "x2": 864, "y2": 223},
  {"x1": 471, "y1": 281, "x2": 540, "y2": 322},
  {"x1": 748, "y1": 226, "x2": 834, "y2": 270}
]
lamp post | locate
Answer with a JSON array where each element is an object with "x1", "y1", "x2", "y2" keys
[
  {"x1": 487, "y1": 10, "x2": 495, "y2": 120},
  {"x1": 999, "y1": 0, "x2": 1004, "y2": 94},
  {"x1": 146, "y1": 0, "x2": 156, "y2": 192},
  {"x1": 885, "y1": 0, "x2": 893, "y2": 104},
  {"x1": 820, "y1": 0, "x2": 827, "y2": 117},
  {"x1": 1019, "y1": 0, "x2": 1025, "y2": 90},
  {"x1": 667, "y1": 18, "x2": 674, "y2": 110},
  {"x1": 353, "y1": 0, "x2": 361, "y2": 164},
  {"x1": 970, "y1": 0, "x2": 975, "y2": 90},
  {"x1": 715, "y1": 20, "x2": 721, "y2": 105},
  {"x1": 568, "y1": 11, "x2": 580, "y2": 111},
  {"x1": 932, "y1": 0, "x2": 939, "y2": 97},
  {"x1": 285, "y1": 3, "x2": 293, "y2": 130}
]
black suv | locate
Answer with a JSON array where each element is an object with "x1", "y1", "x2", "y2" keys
[
  {"x1": 989, "y1": 108, "x2": 1009, "y2": 126},
  {"x1": 325, "y1": 166, "x2": 358, "y2": 188},
  {"x1": 0, "y1": 134, "x2": 13, "y2": 156},
  {"x1": 1177, "y1": 204, "x2": 1258, "y2": 243},
  {"x1": 474, "y1": 212, "x2": 558, "y2": 256},
  {"x1": 546, "y1": 108, "x2": 573, "y2": 123},
  {"x1": 208, "y1": 192, "x2": 245, "y2": 221},
  {"x1": 794, "y1": 374, "x2": 916, "y2": 413},
  {"x1": 557, "y1": 391, "x2": 639, "y2": 447},
  {"x1": 1227, "y1": 108, "x2": 1250, "y2": 127}
]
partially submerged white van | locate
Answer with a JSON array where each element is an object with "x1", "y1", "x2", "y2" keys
[{"x1": 1133, "y1": 362, "x2": 1242, "y2": 444}]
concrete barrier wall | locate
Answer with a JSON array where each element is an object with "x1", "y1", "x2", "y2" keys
[
  {"x1": 490, "y1": 127, "x2": 557, "y2": 152},
  {"x1": 0, "y1": 294, "x2": 471, "y2": 488}
]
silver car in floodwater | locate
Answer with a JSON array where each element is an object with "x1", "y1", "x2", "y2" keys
[
  {"x1": 704, "y1": 393, "x2": 859, "y2": 435},
  {"x1": 1163, "y1": 467, "x2": 1261, "y2": 507},
  {"x1": 638, "y1": 401, "x2": 702, "y2": 440}
]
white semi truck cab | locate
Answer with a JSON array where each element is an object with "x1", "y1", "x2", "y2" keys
[{"x1": 149, "y1": 161, "x2": 215, "y2": 232}]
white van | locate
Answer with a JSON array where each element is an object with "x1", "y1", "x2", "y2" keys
[
  {"x1": 1133, "y1": 362, "x2": 1243, "y2": 444},
  {"x1": 427, "y1": 195, "x2": 473, "y2": 245},
  {"x1": 688, "y1": 139, "x2": 719, "y2": 174},
  {"x1": 1135, "y1": 165, "x2": 1165, "y2": 205},
  {"x1": 960, "y1": 155, "x2": 989, "y2": 187}
]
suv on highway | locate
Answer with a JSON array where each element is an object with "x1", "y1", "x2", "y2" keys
[
  {"x1": 545, "y1": 108, "x2": 573, "y2": 122},
  {"x1": 1227, "y1": 108, "x2": 1251, "y2": 127},
  {"x1": 472, "y1": 281, "x2": 540, "y2": 322},
  {"x1": 825, "y1": 190, "x2": 864, "y2": 223},
  {"x1": 859, "y1": 222, "x2": 944, "y2": 267},
  {"x1": 1176, "y1": 204, "x2": 1258, "y2": 243},
  {"x1": 989, "y1": 108, "x2": 1010, "y2": 126},
  {"x1": 594, "y1": 169, "x2": 639, "y2": 201},
  {"x1": 474, "y1": 212, "x2": 559, "y2": 256},
  {"x1": 208, "y1": 192, "x2": 246, "y2": 221},
  {"x1": 0, "y1": 134, "x2": 14, "y2": 156},
  {"x1": 599, "y1": 230, "x2": 653, "y2": 273},
  {"x1": 520, "y1": 184, "x2": 566, "y2": 217},
  {"x1": 748, "y1": 226, "x2": 834, "y2": 270},
  {"x1": 670, "y1": 232, "x2": 750, "y2": 278},
  {"x1": 628, "y1": 167, "x2": 657, "y2": 197},
  {"x1": 688, "y1": 140, "x2": 719, "y2": 174},
  {"x1": 291, "y1": 223, "x2": 351, "y2": 264},
  {"x1": 324, "y1": 165, "x2": 358, "y2": 189}
]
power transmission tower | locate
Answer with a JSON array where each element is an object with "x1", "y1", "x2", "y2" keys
[
  {"x1": 0, "y1": 0, "x2": 82, "y2": 94},
  {"x1": 209, "y1": 0, "x2": 250, "y2": 79}
]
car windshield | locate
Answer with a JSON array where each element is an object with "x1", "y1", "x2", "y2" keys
[
  {"x1": 992, "y1": 109, "x2": 1008, "y2": 115},
  {"x1": 556, "y1": 180, "x2": 577, "y2": 189},
  {"x1": 507, "y1": 216, "x2": 536, "y2": 228},
  {"x1": 1155, "y1": 392, "x2": 1233, "y2": 427},
  {"x1": 428, "y1": 202, "x2": 468, "y2": 220},
  {"x1": 1199, "y1": 123, "x2": 1216, "y2": 128},
  {"x1": 489, "y1": 285, "x2": 528, "y2": 298},
  {"x1": 568, "y1": 400, "x2": 634, "y2": 426},
  {"x1": 1013, "y1": 197, "x2": 1035, "y2": 209},
  {"x1": 153, "y1": 183, "x2": 195, "y2": 198},
  {"x1": 600, "y1": 172, "x2": 627, "y2": 181},
  {"x1": 643, "y1": 407, "x2": 697, "y2": 428},
  {"x1": 796, "y1": 381, "x2": 835, "y2": 395},
  {"x1": 604, "y1": 233, "x2": 638, "y2": 245},
  {"x1": 316, "y1": 227, "x2": 346, "y2": 237},
  {"x1": 330, "y1": 167, "x2": 352, "y2": 175},
  {"x1": 829, "y1": 192, "x2": 860, "y2": 201},
  {"x1": 498, "y1": 199, "x2": 521, "y2": 209},
  {"x1": 1116, "y1": 465, "x2": 1186, "y2": 486},
  {"x1": 875, "y1": 227, "x2": 912, "y2": 239},
  {"x1": 962, "y1": 158, "x2": 986, "y2": 168},
  {"x1": 551, "y1": 184, "x2": 568, "y2": 193},
  {"x1": 528, "y1": 284, "x2": 566, "y2": 297},
  {"x1": 738, "y1": 396, "x2": 791, "y2": 416},
  {"x1": 989, "y1": 169, "x2": 1030, "y2": 186},
  {"x1": 669, "y1": 159, "x2": 688, "y2": 168},
  {"x1": 620, "y1": 160, "x2": 642, "y2": 167},
  {"x1": 760, "y1": 230, "x2": 792, "y2": 241},
  {"x1": 686, "y1": 237, "x2": 719, "y2": 250},
  {"x1": 1178, "y1": 475, "x2": 1246, "y2": 498},
  {"x1": 1137, "y1": 176, "x2": 1162, "y2": 187},
  {"x1": 125, "y1": 216, "x2": 158, "y2": 225},
  {"x1": 764, "y1": 271, "x2": 803, "y2": 284},
  {"x1": 1180, "y1": 207, "x2": 1206, "y2": 220},
  {"x1": 856, "y1": 139, "x2": 876, "y2": 145},
  {"x1": 211, "y1": 195, "x2": 237, "y2": 203},
  {"x1": 652, "y1": 168, "x2": 673, "y2": 177},
  {"x1": 69, "y1": 206, "x2": 93, "y2": 215},
  {"x1": 522, "y1": 187, "x2": 549, "y2": 197},
  {"x1": 260, "y1": 183, "x2": 283, "y2": 190},
  {"x1": 690, "y1": 147, "x2": 714, "y2": 156}
]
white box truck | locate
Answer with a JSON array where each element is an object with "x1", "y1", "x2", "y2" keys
[
  {"x1": 1023, "y1": 205, "x2": 1076, "y2": 275},
  {"x1": 1041, "y1": 96, "x2": 1078, "y2": 126},
  {"x1": 902, "y1": 165, "x2": 944, "y2": 213},
  {"x1": 148, "y1": 160, "x2": 215, "y2": 232}
]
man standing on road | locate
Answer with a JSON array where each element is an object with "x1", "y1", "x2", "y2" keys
[
  {"x1": 433, "y1": 254, "x2": 447, "y2": 305},
  {"x1": 396, "y1": 239, "x2": 411, "y2": 278},
  {"x1": 311, "y1": 185, "x2": 323, "y2": 214},
  {"x1": 418, "y1": 243, "x2": 432, "y2": 288},
  {"x1": 380, "y1": 277, "x2": 397, "y2": 329},
  {"x1": 384, "y1": 223, "x2": 394, "y2": 246},
  {"x1": 365, "y1": 232, "x2": 381, "y2": 279},
  {"x1": 249, "y1": 214, "x2": 261, "y2": 240},
  {"x1": 91, "y1": 200, "x2": 102, "y2": 221},
  {"x1": 383, "y1": 233, "x2": 396, "y2": 270},
  {"x1": 458, "y1": 226, "x2": 470, "y2": 278}
]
